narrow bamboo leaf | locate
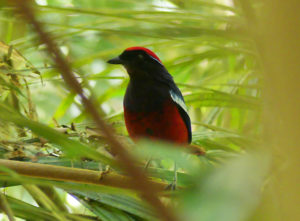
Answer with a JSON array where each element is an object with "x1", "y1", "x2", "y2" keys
[
  {"x1": 70, "y1": 190, "x2": 157, "y2": 220},
  {"x1": 185, "y1": 92, "x2": 260, "y2": 109},
  {"x1": 74, "y1": 195, "x2": 136, "y2": 221},
  {"x1": 6, "y1": 195, "x2": 95, "y2": 221},
  {"x1": 53, "y1": 93, "x2": 76, "y2": 120},
  {"x1": 0, "y1": 103, "x2": 115, "y2": 167}
]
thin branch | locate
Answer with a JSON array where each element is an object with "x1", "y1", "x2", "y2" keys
[
  {"x1": 10, "y1": 2, "x2": 179, "y2": 220},
  {"x1": 0, "y1": 159, "x2": 167, "y2": 191},
  {"x1": 0, "y1": 191, "x2": 15, "y2": 221}
]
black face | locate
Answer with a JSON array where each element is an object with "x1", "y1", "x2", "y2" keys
[
  {"x1": 120, "y1": 50, "x2": 161, "y2": 66},
  {"x1": 107, "y1": 50, "x2": 164, "y2": 79}
]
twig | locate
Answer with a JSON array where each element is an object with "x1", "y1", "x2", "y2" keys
[{"x1": 11, "y1": 1, "x2": 179, "y2": 220}]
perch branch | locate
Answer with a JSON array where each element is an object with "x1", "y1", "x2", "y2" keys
[{"x1": 0, "y1": 159, "x2": 167, "y2": 191}]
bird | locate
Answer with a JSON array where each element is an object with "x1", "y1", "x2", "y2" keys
[{"x1": 107, "y1": 46, "x2": 191, "y2": 145}]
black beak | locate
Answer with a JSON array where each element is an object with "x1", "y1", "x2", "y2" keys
[{"x1": 107, "y1": 56, "x2": 123, "y2": 64}]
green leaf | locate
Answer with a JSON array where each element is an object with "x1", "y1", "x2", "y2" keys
[
  {"x1": 70, "y1": 190, "x2": 157, "y2": 220},
  {"x1": 0, "y1": 103, "x2": 115, "y2": 167}
]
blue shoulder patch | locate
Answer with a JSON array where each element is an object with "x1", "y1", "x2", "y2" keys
[
  {"x1": 169, "y1": 89, "x2": 188, "y2": 113},
  {"x1": 169, "y1": 88, "x2": 192, "y2": 143}
]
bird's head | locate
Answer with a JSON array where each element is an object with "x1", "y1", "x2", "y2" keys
[{"x1": 107, "y1": 47, "x2": 166, "y2": 80}]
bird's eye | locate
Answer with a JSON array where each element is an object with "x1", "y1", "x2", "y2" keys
[{"x1": 138, "y1": 54, "x2": 144, "y2": 60}]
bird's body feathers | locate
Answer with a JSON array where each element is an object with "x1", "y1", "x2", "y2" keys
[{"x1": 108, "y1": 47, "x2": 192, "y2": 144}]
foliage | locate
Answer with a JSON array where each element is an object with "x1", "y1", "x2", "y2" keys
[{"x1": 0, "y1": 0, "x2": 285, "y2": 220}]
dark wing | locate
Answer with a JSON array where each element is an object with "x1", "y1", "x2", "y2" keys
[
  {"x1": 169, "y1": 87, "x2": 192, "y2": 143},
  {"x1": 154, "y1": 67, "x2": 192, "y2": 143}
]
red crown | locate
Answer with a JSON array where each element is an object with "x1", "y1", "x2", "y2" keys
[{"x1": 125, "y1": 46, "x2": 161, "y2": 62}]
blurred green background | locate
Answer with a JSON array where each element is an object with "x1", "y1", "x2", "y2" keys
[{"x1": 0, "y1": 0, "x2": 299, "y2": 220}]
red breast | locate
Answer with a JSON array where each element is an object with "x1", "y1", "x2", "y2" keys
[{"x1": 124, "y1": 100, "x2": 189, "y2": 143}]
